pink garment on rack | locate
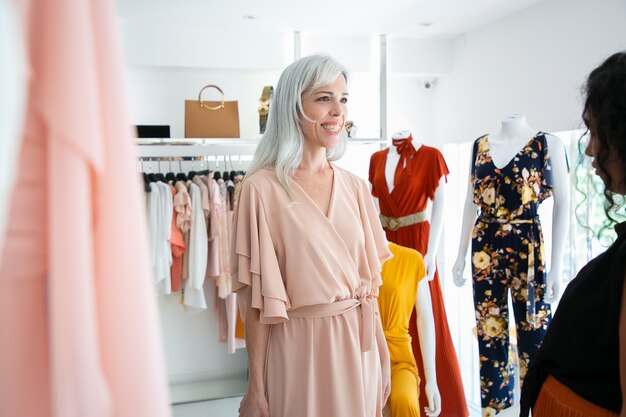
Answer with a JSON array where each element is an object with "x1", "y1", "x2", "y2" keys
[
  {"x1": 0, "y1": 0, "x2": 172, "y2": 416},
  {"x1": 206, "y1": 178, "x2": 222, "y2": 279},
  {"x1": 174, "y1": 181, "x2": 192, "y2": 281},
  {"x1": 169, "y1": 184, "x2": 185, "y2": 292}
]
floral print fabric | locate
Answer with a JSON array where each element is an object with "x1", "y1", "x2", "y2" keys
[{"x1": 470, "y1": 133, "x2": 553, "y2": 416}]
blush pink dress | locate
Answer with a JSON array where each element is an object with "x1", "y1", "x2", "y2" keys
[
  {"x1": 231, "y1": 165, "x2": 392, "y2": 417},
  {"x1": 0, "y1": 0, "x2": 171, "y2": 415}
]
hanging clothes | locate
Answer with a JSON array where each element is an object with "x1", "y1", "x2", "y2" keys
[
  {"x1": 175, "y1": 180, "x2": 192, "y2": 286},
  {"x1": 205, "y1": 174, "x2": 221, "y2": 280},
  {"x1": 168, "y1": 183, "x2": 185, "y2": 292},
  {"x1": 0, "y1": 0, "x2": 172, "y2": 414},
  {"x1": 157, "y1": 182, "x2": 173, "y2": 294},
  {"x1": 379, "y1": 243, "x2": 427, "y2": 417},
  {"x1": 470, "y1": 133, "x2": 553, "y2": 414},
  {"x1": 183, "y1": 181, "x2": 208, "y2": 311},
  {"x1": 0, "y1": 0, "x2": 27, "y2": 260},
  {"x1": 369, "y1": 145, "x2": 468, "y2": 417}
]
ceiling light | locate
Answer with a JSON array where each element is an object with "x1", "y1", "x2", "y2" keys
[
  {"x1": 419, "y1": 22, "x2": 433, "y2": 27},
  {"x1": 243, "y1": 15, "x2": 259, "y2": 21}
]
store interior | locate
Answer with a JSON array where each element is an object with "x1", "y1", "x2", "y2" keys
[{"x1": 120, "y1": 0, "x2": 626, "y2": 416}]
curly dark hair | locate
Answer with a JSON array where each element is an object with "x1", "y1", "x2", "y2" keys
[{"x1": 581, "y1": 51, "x2": 626, "y2": 225}]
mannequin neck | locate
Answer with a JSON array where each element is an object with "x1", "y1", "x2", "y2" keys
[
  {"x1": 496, "y1": 114, "x2": 536, "y2": 141},
  {"x1": 389, "y1": 131, "x2": 421, "y2": 155}
]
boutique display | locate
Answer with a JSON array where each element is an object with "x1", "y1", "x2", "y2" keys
[
  {"x1": 369, "y1": 132, "x2": 469, "y2": 417},
  {"x1": 469, "y1": 132, "x2": 553, "y2": 412},
  {"x1": 144, "y1": 167, "x2": 246, "y2": 353},
  {"x1": 452, "y1": 114, "x2": 570, "y2": 415},
  {"x1": 379, "y1": 242, "x2": 440, "y2": 417}
]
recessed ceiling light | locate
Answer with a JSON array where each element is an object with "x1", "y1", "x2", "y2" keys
[
  {"x1": 419, "y1": 22, "x2": 433, "y2": 27},
  {"x1": 243, "y1": 15, "x2": 259, "y2": 21}
]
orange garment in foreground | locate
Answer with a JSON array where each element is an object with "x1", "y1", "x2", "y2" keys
[
  {"x1": 0, "y1": 0, "x2": 171, "y2": 416},
  {"x1": 534, "y1": 375, "x2": 619, "y2": 417},
  {"x1": 370, "y1": 145, "x2": 468, "y2": 417}
]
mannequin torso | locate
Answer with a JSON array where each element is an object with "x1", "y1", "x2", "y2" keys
[
  {"x1": 377, "y1": 130, "x2": 445, "y2": 281},
  {"x1": 452, "y1": 115, "x2": 571, "y2": 302},
  {"x1": 385, "y1": 130, "x2": 422, "y2": 193},
  {"x1": 487, "y1": 114, "x2": 538, "y2": 169},
  {"x1": 370, "y1": 132, "x2": 468, "y2": 417}
]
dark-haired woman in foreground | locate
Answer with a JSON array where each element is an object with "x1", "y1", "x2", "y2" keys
[{"x1": 520, "y1": 51, "x2": 626, "y2": 417}]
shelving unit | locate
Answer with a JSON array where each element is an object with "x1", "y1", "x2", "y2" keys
[{"x1": 135, "y1": 137, "x2": 388, "y2": 158}]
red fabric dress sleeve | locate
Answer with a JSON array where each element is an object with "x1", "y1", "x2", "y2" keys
[
  {"x1": 368, "y1": 153, "x2": 379, "y2": 198},
  {"x1": 427, "y1": 147, "x2": 450, "y2": 200}
]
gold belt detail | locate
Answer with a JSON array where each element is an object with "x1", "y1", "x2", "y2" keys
[{"x1": 379, "y1": 211, "x2": 427, "y2": 231}]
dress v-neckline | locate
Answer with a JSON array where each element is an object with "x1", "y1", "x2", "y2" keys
[
  {"x1": 486, "y1": 132, "x2": 541, "y2": 171},
  {"x1": 292, "y1": 163, "x2": 336, "y2": 219},
  {"x1": 382, "y1": 145, "x2": 424, "y2": 195}
]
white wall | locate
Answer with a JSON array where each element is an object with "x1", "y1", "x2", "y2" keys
[
  {"x1": 435, "y1": 0, "x2": 626, "y2": 145},
  {"x1": 125, "y1": 32, "x2": 457, "y2": 142},
  {"x1": 126, "y1": 67, "x2": 283, "y2": 138},
  {"x1": 159, "y1": 285, "x2": 248, "y2": 385}
]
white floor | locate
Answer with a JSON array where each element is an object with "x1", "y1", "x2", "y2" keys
[
  {"x1": 173, "y1": 396, "x2": 243, "y2": 417},
  {"x1": 172, "y1": 397, "x2": 520, "y2": 417}
]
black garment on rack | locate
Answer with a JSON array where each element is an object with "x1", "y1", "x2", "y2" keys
[{"x1": 165, "y1": 172, "x2": 177, "y2": 183}]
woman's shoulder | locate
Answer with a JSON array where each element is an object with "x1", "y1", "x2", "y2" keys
[
  {"x1": 332, "y1": 164, "x2": 368, "y2": 190},
  {"x1": 243, "y1": 168, "x2": 278, "y2": 187},
  {"x1": 238, "y1": 169, "x2": 284, "y2": 199}
]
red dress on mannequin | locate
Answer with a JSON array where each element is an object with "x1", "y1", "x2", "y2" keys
[{"x1": 370, "y1": 144, "x2": 468, "y2": 417}]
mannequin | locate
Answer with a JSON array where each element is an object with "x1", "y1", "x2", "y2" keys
[
  {"x1": 369, "y1": 131, "x2": 468, "y2": 417},
  {"x1": 452, "y1": 115, "x2": 569, "y2": 300},
  {"x1": 451, "y1": 114, "x2": 570, "y2": 414},
  {"x1": 380, "y1": 243, "x2": 441, "y2": 417},
  {"x1": 385, "y1": 131, "x2": 444, "y2": 281}
]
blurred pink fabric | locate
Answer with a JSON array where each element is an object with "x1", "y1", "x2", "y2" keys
[{"x1": 0, "y1": 0, "x2": 172, "y2": 416}]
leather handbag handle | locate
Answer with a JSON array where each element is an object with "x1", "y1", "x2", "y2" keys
[{"x1": 198, "y1": 84, "x2": 225, "y2": 110}]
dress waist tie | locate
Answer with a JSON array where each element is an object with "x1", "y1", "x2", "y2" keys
[
  {"x1": 288, "y1": 296, "x2": 376, "y2": 352},
  {"x1": 478, "y1": 214, "x2": 541, "y2": 329}
]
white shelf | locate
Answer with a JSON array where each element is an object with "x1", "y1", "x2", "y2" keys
[
  {"x1": 135, "y1": 138, "x2": 260, "y2": 157},
  {"x1": 135, "y1": 137, "x2": 387, "y2": 158}
]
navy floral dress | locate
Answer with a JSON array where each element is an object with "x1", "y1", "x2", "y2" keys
[{"x1": 470, "y1": 133, "x2": 554, "y2": 416}]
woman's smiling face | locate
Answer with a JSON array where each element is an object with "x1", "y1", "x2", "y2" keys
[{"x1": 299, "y1": 75, "x2": 348, "y2": 150}]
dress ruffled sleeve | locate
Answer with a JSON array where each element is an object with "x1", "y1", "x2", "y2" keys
[
  {"x1": 356, "y1": 178, "x2": 393, "y2": 296},
  {"x1": 427, "y1": 147, "x2": 450, "y2": 200},
  {"x1": 230, "y1": 180, "x2": 291, "y2": 324},
  {"x1": 368, "y1": 155, "x2": 379, "y2": 198}
]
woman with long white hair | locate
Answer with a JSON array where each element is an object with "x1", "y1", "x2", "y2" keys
[{"x1": 231, "y1": 54, "x2": 392, "y2": 417}]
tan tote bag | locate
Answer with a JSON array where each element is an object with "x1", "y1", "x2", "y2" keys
[{"x1": 184, "y1": 85, "x2": 240, "y2": 138}]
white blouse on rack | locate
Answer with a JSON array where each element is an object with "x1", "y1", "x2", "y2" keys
[{"x1": 183, "y1": 181, "x2": 208, "y2": 311}]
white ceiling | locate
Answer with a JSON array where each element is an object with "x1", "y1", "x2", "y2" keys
[{"x1": 117, "y1": 0, "x2": 544, "y2": 38}]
